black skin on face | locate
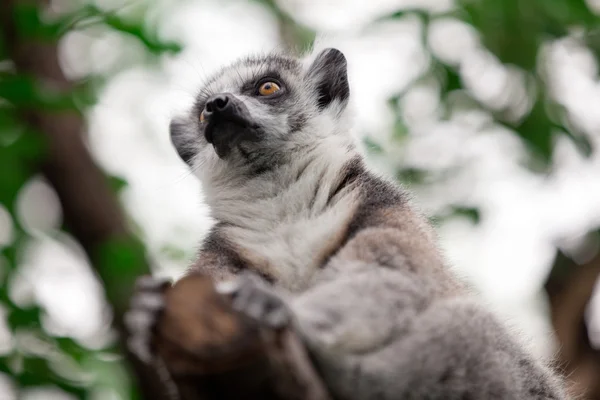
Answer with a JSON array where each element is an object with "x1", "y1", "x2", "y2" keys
[{"x1": 202, "y1": 94, "x2": 261, "y2": 159}]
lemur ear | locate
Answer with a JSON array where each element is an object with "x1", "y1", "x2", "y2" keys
[{"x1": 306, "y1": 48, "x2": 350, "y2": 109}]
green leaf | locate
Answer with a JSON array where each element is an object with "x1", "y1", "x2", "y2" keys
[
  {"x1": 13, "y1": 3, "x2": 64, "y2": 40},
  {"x1": 0, "y1": 73, "x2": 78, "y2": 111},
  {"x1": 392, "y1": 117, "x2": 409, "y2": 141},
  {"x1": 95, "y1": 237, "x2": 148, "y2": 317},
  {"x1": 0, "y1": 152, "x2": 29, "y2": 211},
  {"x1": 509, "y1": 97, "x2": 557, "y2": 166},
  {"x1": 432, "y1": 205, "x2": 481, "y2": 225},
  {"x1": 443, "y1": 90, "x2": 482, "y2": 119},
  {"x1": 387, "y1": 95, "x2": 402, "y2": 109},
  {"x1": 387, "y1": 95, "x2": 410, "y2": 141},
  {"x1": 450, "y1": 206, "x2": 481, "y2": 224},
  {"x1": 428, "y1": 60, "x2": 463, "y2": 98},
  {"x1": 459, "y1": 0, "x2": 542, "y2": 70},
  {"x1": 82, "y1": 353, "x2": 133, "y2": 398},
  {"x1": 71, "y1": 77, "x2": 106, "y2": 110},
  {"x1": 159, "y1": 244, "x2": 189, "y2": 262},
  {"x1": 374, "y1": 8, "x2": 430, "y2": 24},
  {"x1": 101, "y1": 11, "x2": 182, "y2": 55},
  {"x1": 0, "y1": 124, "x2": 45, "y2": 212},
  {"x1": 540, "y1": 0, "x2": 600, "y2": 29},
  {"x1": 0, "y1": 354, "x2": 87, "y2": 397},
  {"x1": 5, "y1": 127, "x2": 46, "y2": 161},
  {"x1": 107, "y1": 175, "x2": 128, "y2": 193},
  {"x1": 396, "y1": 167, "x2": 429, "y2": 185},
  {"x1": 583, "y1": 29, "x2": 600, "y2": 67},
  {"x1": 7, "y1": 307, "x2": 42, "y2": 330},
  {"x1": 254, "y1": 0, "x2": 315, "y2": 49},
  {"x1": 54, "y1": 338, "x2": 89, "y2": 364},
  {"x1": 0, "y1": 107, "x2": 24, "y2": 146},
  {"x1": 564, "y1": 129, "x2": 594, "y2": 158},
  {"x1": 362, "y1": 136, "x2": 384, "y2": 154},
  {"x1": 438, "y1": 63, "x2": 462, "y2": 93},
  {"x1": 458, "y1": 0, "x2": 600, "y2": 69}
]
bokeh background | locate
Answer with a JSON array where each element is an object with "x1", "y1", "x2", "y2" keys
[{"x1": 2, "y1": 0, "x2": 600, "y2": 398}]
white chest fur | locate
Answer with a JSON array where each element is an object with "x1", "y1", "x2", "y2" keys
[{"x1": 205, "y1": 140, "x2": 360, "y2": 291}]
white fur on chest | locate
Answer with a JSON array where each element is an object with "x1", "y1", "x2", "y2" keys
[{"x1": 205, "y1": 138, "x2": 359, "y2": 291}]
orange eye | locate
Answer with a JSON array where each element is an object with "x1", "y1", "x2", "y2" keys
[
  {"x1": 258, "y1": 81, "x2": 281, "y2": 96},
  {"x1": 200, "y1": 111, "x2": 205, "y2": 123}
]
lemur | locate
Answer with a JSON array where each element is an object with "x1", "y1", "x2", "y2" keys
[{"x1": 126, "y1": 48, "x2": 568, "y2": 399}]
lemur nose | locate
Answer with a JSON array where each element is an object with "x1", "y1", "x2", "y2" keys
[{"x1": 205, "y1": 94, "x2": 230, "y2": 114}]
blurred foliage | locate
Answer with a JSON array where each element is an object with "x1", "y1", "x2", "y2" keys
[
  {"x1": 368, "y1": 0, "x2": 600, "y2": 195},
  {"x1": 0, "y1": 0, "x2": 599, "y2": 398},
  {"x1": 0, "y1": 1, "x2": 180, "y2": 398},
  {"x1": 257, "y1": 0, "x2": 316, "y2": 50}
]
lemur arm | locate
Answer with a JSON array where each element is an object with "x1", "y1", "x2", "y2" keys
[{"x1": 290, "y1": 217, "x2": 568, "y2": 400}]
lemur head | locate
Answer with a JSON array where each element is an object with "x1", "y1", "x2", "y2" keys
[{"x1": 170, "y1": 48, "x2": 354, "y2": 182}]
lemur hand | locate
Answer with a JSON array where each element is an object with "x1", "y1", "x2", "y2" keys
[
  {"x1": 124, "y1": 275, "x2": 172, "y2": 363},
  {"x1": 216, "y1": 271, "x2": 291, "y2": 330}
]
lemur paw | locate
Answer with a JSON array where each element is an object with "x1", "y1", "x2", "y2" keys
[
  {"x1": 124, "y1": 275, "x2": 172, "y2": 363},
  {"x1": 216, "y1": 271, "x2": 291, "y2": 330}
]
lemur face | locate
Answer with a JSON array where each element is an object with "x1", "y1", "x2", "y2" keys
[{"x1": 170, "y1": 48, "x2": 351, "y2": 175}]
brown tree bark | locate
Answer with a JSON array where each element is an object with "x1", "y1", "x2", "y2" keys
[{"x1": 545, "y1": 243, "x2": 600, "y2": 400}]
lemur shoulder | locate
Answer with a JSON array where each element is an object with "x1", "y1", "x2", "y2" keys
[{"x1": 127, "y1": 48, "x2": 568, "y2": 399}]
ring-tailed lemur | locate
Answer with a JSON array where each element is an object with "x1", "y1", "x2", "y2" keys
[{"x1": 126, "y1": 48, "x2": 568, "y2": 399}]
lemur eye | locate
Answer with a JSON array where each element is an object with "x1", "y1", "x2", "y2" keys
[
  {"x1": 258, "y1": 81, "x2": 281, "y2": 96},
  {"x1": 200, "y1": 110, "x2": 205, "y2": 123}
]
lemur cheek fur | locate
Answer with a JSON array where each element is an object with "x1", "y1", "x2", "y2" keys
[
  {"x1": 157, "y1": 48, "x2": 568, "y2": 400},
  {"x1": 169, "y1": 118, "x2": 198, "y2": 166}
]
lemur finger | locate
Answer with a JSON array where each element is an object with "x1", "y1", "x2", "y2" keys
[
  {"x1": 134, "y1": 275, "x2": 172, "y2": 292},
  {"x1": 231, "y1": 280, "x2": 255, "y2": 310},
  {"x1": 237, "y1": 270, "x2": 270, "y2": 287},
  {"x1": 228, "y1": 274, "x2": 291, "y2": 329},
  {"x1": 125, "y1": 305, "x2": 158, "y2": 364},
  {"x1": 130, "y1": 291, "x2": 166, "y2": 312},
  {"x1": 264, "y1": 305, "x2": 290, "y2": 329},
  {"x1": 125, "y1": 276, "x2": 171, "y2": 364},
  {"x1": 244, "y1": 292, "x2": 269, "y2": 320},
  {"x1": 215, "y1": 279, "x2": 241, "y2": 296},
  {"x1": 216, "y1": 270, "x2": 269, "y2": 299},
  {"x1": 127, "y1": 336, "x2": 153, "y2": 364},
  {"x1": 124, "y1": 308, "x2": 156, "y2": 335}
]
